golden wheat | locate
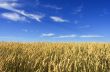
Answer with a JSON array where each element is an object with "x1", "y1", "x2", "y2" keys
[{"x1": 0, "y1": 42, "x2": 110, "y2": 72}]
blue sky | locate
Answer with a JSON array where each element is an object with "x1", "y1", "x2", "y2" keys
[{"x1": 0, "y1": 0, "x2": 110, "y2": 42}]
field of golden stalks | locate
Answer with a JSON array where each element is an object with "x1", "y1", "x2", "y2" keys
[{"x1": 0, "y1": 42, "x2": 110, "y2": 72}]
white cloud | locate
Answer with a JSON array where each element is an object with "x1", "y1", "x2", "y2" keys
[
  {"x1": 1, "y1": 12, "x2": 26, "y2": 21},
  {"x1": 80, "y1": 35, "x2": 104, "y2": 38},
  {"x1": 36, "y1": 0, "x2": 62, "y2": 10},
  {"x1": 0, "y1": 2, "x2": 19, "y2": 8},
  {"x1": 0, "y1": 2, "x2": 44, "y2": 22},
  {"x1": 42, "y1": 4, "x2": 62, "y2": 10},
  {"x1": 19, "y1": 11, "x2": 44, "y2": 22},
  {"x1": 50, "y1": 16, "x2": 69, "y2": 22},
  {"x1": 41, "y1": 33, "x2": 55, "y2": 37},
  {"x1": 56, "y1": 34, "x2": 77, "y2": 38},
  {"x1": 41, "y1": 33, "x2": 104, "y2": 38}
]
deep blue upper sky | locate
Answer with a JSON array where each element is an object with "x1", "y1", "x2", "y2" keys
[{"x1": 0, "y1": 0, "x2": 110, "y2": 42}]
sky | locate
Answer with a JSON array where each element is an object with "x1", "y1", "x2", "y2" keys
[{"x1": 0, "y1": 0, "x2": 110, "y2": 42}]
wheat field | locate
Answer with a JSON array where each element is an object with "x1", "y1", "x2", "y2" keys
[{"x1": 0, "y1": 42, "x2": 110, "y2": 72}]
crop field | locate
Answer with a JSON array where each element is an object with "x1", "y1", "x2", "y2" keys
[{"x1": 0, "y1": 42, "x2": 110, "y2": 72}]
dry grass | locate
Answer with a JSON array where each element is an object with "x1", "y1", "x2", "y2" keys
[{"x1": 0, "y1": 42, "x2": 110, "y2": 72}]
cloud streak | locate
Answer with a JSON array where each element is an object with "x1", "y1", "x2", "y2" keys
[
  {"x1": 41, "y1": 33, "x2": 55, "y2": 37},
  {"x1": 50, "y1": 16, "x2": 69, "y2": 22},
  {"x1": 22, "y1": 29, "x2": 29, "y2": 32},
  {"x1": 0, "y1": 2, "x2": 44, "y2": 22},
  {"x1": 80, "y1": 35, "x2": 104, "y2": 38},
  {"x1": 41, "y1": 33, "x2": 104, "y2": 38},
  {"x1": 41, "y1": 4, "x2": 62, "y2": 10},
  {"x1": 56, "y1": 34, "x2": 77, "y2": 38},
  {"x1": 79, "y1": 25, "x2": 91, "y2": 29},
  {"x1": 36, "y1": 0, "x2": 62, "y2": 10},
  {"x1": 73, "y1": 5, "x2": 83, "y2": 15}
]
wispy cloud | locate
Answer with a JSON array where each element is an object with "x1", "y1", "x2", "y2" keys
[
  {"x1": 0, "y1": 2, "x2": 19, "y2": 8},
  {"x1": 18, "y1": 11, "x2": 44, "y2": 22},
  {"x1": 41, "y1": 33, "x2": 55, "y2": 37},
  {"x1": 74, "y1": 20, "x2": 79, "y2": 24},
  {"x1": 50, "y1": 16, "x2": 69, "y2": 22},
  {"x1": 36, "y1": 0, "x2": 40, "y2": 5},
  {"x1": 41, "y1": 4, "x2": 62, "y2": 10},
  {"x1": 41, "y1": 33, "x2": 104, "y2": 39},
  {"x1": 36, "y1": 0, "x2": 62, "y2": 10},
  {"x1": 80, "y1": 35, "x2": 104, "y2": 38},
  {"x1": 79, "y1": 25, "x2": 91, "y2": 29},
  {"x1": 100, "y1": 9, "x2": 110, "y2": 16},
  {"x1": 22, "y1": 29, "x2": 29, "y2": 32},
  {"x1": 73, "y1": 5, "x2": 83, "y2": 15},
  {"x1": 56, "y1": 34, "x2": 77, "y2": 38},
  {"x1": 0, "y1": 2, "x2": 44, "y2": 22},
  {"x1": 1, "y1": 12, "x2": 26, "y2": 21}
]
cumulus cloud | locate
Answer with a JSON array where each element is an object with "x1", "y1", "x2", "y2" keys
[
  {"x1": 50, "y1": 16, "x2": 69, "y2": 22},
  {"x1": 1, "y1": 12, "x2": 26, "y2": 21},
  {"x1": 80, "y1": 35, "x2": 104, "y2": 38},
  {"x1": 41, "y1": 33, "x2": 55, "y2": 37},
  {"x1": 56, "y1": 34, "x2": 77, "y2": 38},
  {"x1": 0, "y1": 2, "x2": 44, "y2": 22}
]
